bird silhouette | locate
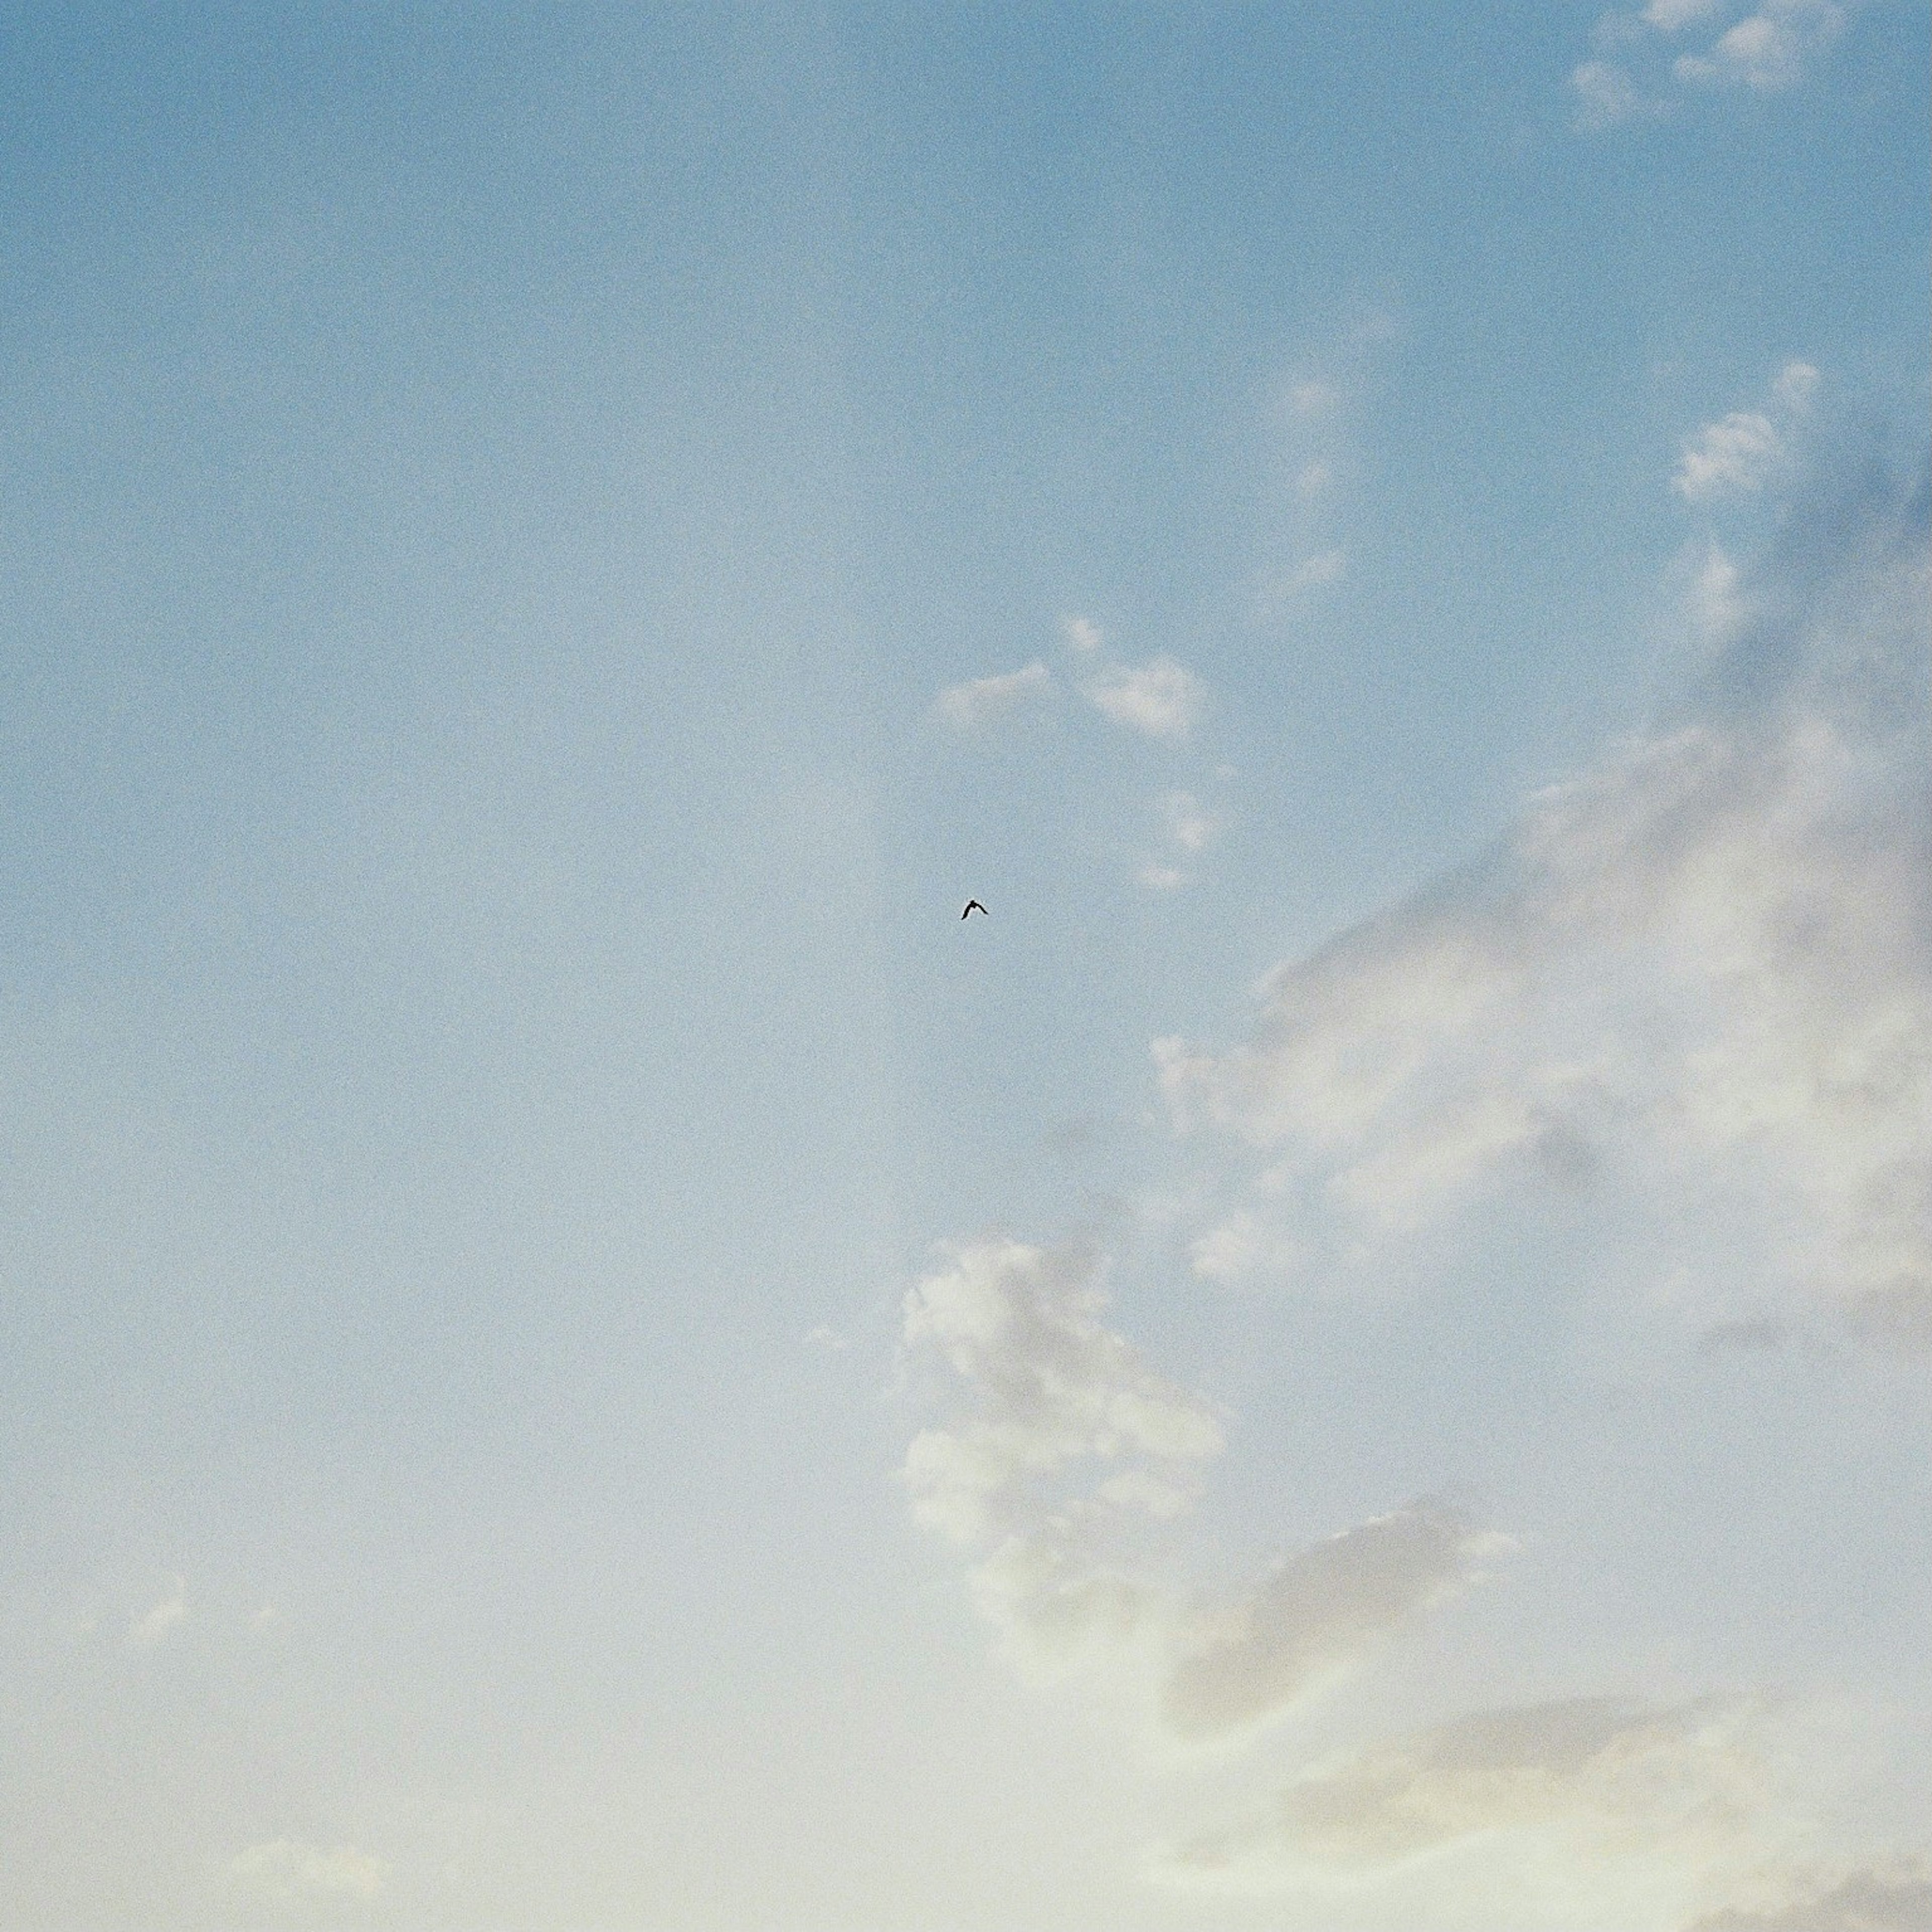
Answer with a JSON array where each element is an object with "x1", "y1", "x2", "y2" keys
[{"x1": 961, "y1": 900, "x2": 988, "y2": 919}]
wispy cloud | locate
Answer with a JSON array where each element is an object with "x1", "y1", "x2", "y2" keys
[
  {"x1": 126, "y1": 1575, "x2": 186, "y2": 1651},
  {"x1": 1153, "y1": 1695, "x2": 1830, "y2": 1917},
  {"x1": 1083, "y1": 656, "x2": 1205, "y2": 740},
  {"x1": 1062, "y1": 614, "x2": 1105, "y2": 655},
  {"x1": 1774, "y1": 360, "x2": 1821, "y2": 411},
  {"x1": 223, "y1": 1839, "x2": 389, "y2": 1905},
  {"x1": 1137, "y1": 790, "x2": 1226, "y2": 891},
  {"x1": 935, "y1": 661, "x2": 1054, "y2": 729},
  {"x1": 1160, "y1": 1506, "x2": 1481, "y2": 1744},
  {"x1": 1572, "y1": 57, "x2": 1662, "y2": 130}
]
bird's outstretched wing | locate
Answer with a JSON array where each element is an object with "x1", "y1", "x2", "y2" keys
[{"x1": 961, "y1": 900, "x2": 987, "y2": 918}]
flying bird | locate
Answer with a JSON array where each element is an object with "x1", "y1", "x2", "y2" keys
[{"x1": 961, "y1": 900, "x2": 988, "y2": 919}]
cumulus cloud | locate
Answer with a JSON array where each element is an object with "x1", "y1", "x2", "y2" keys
[
  {"x1": 901, "y1": 1240, "x2": 1489, "y2": 1731},
  {"x1": 1675, "y1": 1, "x2": 1847, "y2": 91},
  {"x1": 1577, "y1": 0, "x2": 1849, "y2": 127},
  {"x1": 126, "y1": 1575, "x2": 186, "y2": 1651},
  {"x1": 935, "y1": 661, "x2": 1053, "y2": 729},
  {"x1": 1159, "y1": 466, "x2": 1930, "y2": 1351},
  {"x1": 1676, "y1": 412, "x2": 1785, "y2": 502},
  {"x1": 1062, "y1": 614, "x2": 1105, "y2": 654},
  {"x1": 901, "y1": 1238, "x2": 1223, "y2": 1550},
  {"x1": 1083, "y1": 656, "x2": 1205, "y2": 740},
  {"x1": 222, "y1": 1838, "x2": 388, "y2": 1904}
]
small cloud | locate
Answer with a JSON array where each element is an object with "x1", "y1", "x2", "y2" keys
[
  {"x1": 127, "y1": 1577, "x2": 186, "y2": 1651},
  {"x1": 1675, "y1": 1, "x2": 1846, "y2": 92},
  {"x1": 1571, "y1": 58, "x2": 1655, "y2": 130},
  {"x1": 251, "y1": 1600, "x2": 281, "y2": 1629},
  {"x1": 806, "y1": 1323, "x2": 849, "y2": 1352},
  {"x1": 1162, "y1": 790, "x2": 1220, "y2": 854},
  {"x1": 1161, "y1": 1505, "x2": 1487, "y2": 1743},
  {"x1": 1688, "y1": 541, "x2": 1749, "y2": 650},
  {"x1": 935, "y1": 662, "x2": 1053, "y2": 730},
  {"x1": 1084, "y1": 657, "x2": 1204, "y2": 741},
  {"x1": 1062, "y1": 615, "x2": 1104, "y2": 655},
  {"x1": 1190, "y1": 1212, "x2": 1300, "y2": 1285},
  {"x1": 1139, "y1": 863, "x2": 1188, "y2": 892},
  {"x1": 1286, "y1": 379, "x2": 1340, "y2": 418},
  {"x1": 1674, "y1": 411, "x2": 1783, "y2": 502},
  {"x1": 1293, "y1": 461, "x2": 1332, "y2": 499},
  {"x1": 223, "y1": 1839, "x2": 388, "y2": 1905},
  {"x1": 1774, "y1": 359, "x2": 1821, "y2": 411},
  {"x1": 1252, "y1": 551, "x2": 1348, "y2": 622}
]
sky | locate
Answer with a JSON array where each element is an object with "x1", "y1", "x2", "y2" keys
[{"x1": 0, "y1": 5, "x2": 1926, "y2": 1928}]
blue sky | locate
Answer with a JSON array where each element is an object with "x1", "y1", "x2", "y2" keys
[{"x1": 0, "y1": 6, "x2": 1927, "y2": 1927}]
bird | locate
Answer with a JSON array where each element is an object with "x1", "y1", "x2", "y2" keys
[{"x1": 961, "y1": 899, "x2": 988, "y2": 919}]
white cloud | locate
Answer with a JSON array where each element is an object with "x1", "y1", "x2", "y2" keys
[
  {"x1": 1161, "y1": 1506, "x2": 1482, "y2": 1743},
  {"x1": 1675, "y1": 1, "x2": 1846, "y2": 91},
  {"x1": 901, "y1": 1239, "x2": 1223, "y2": 1548},
  {"x1": 1162, "y1": 790, "x2": 1219, "y2": 854},
  {"x1": 1156, "y1": 474, "x2": 1931, "y2": 1351},
  {"x1": 935, "y1": 661, "x2": 1053, "y2": 729},
  {"x1": 1189, "y1": 1211, "x2": 1303, "y2": 1284},
  {"x1": 1674, "y1": 412, "x2": 1784, "y2": 502},
  {"x1": 1572, "y1": 59, "x2": 1655, "y2": 130},
  {"x1": 1294, "y1": 461, "x2": 1332, "y2": 499},
  {"x1": 1137, "y1": 791, "x2": 1226, "y2": 891},
  {"x1": 1687, "y1": 542, "x2": 1750, "y2": 651},
  {"x1": 1577, "y1": 0, "x2": 1848, "y2": 128},
  {"x1": 1062, "y1": 614, "x2": 1105, "y2": 654},
  {"x1": 1083, "y1": 656, "x2": 1205, "y2": 740},
  {"x1": 223, "y1": 1838, "x2": 388, "y2": 1905},
  {"x1": 1775, "y1": 360, "x2": 1821, "y2": 412},
  {"x1": 126, "y1": 1576, "x2": 186, "y2": 1651},
  {"x1": 901, "y1": 1240, "x2": 1492, "y2": 1731}
]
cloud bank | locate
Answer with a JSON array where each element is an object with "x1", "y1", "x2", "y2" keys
[{"x1": 1162, "y1": 460, "x2": 1929, "y2": 1350}]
